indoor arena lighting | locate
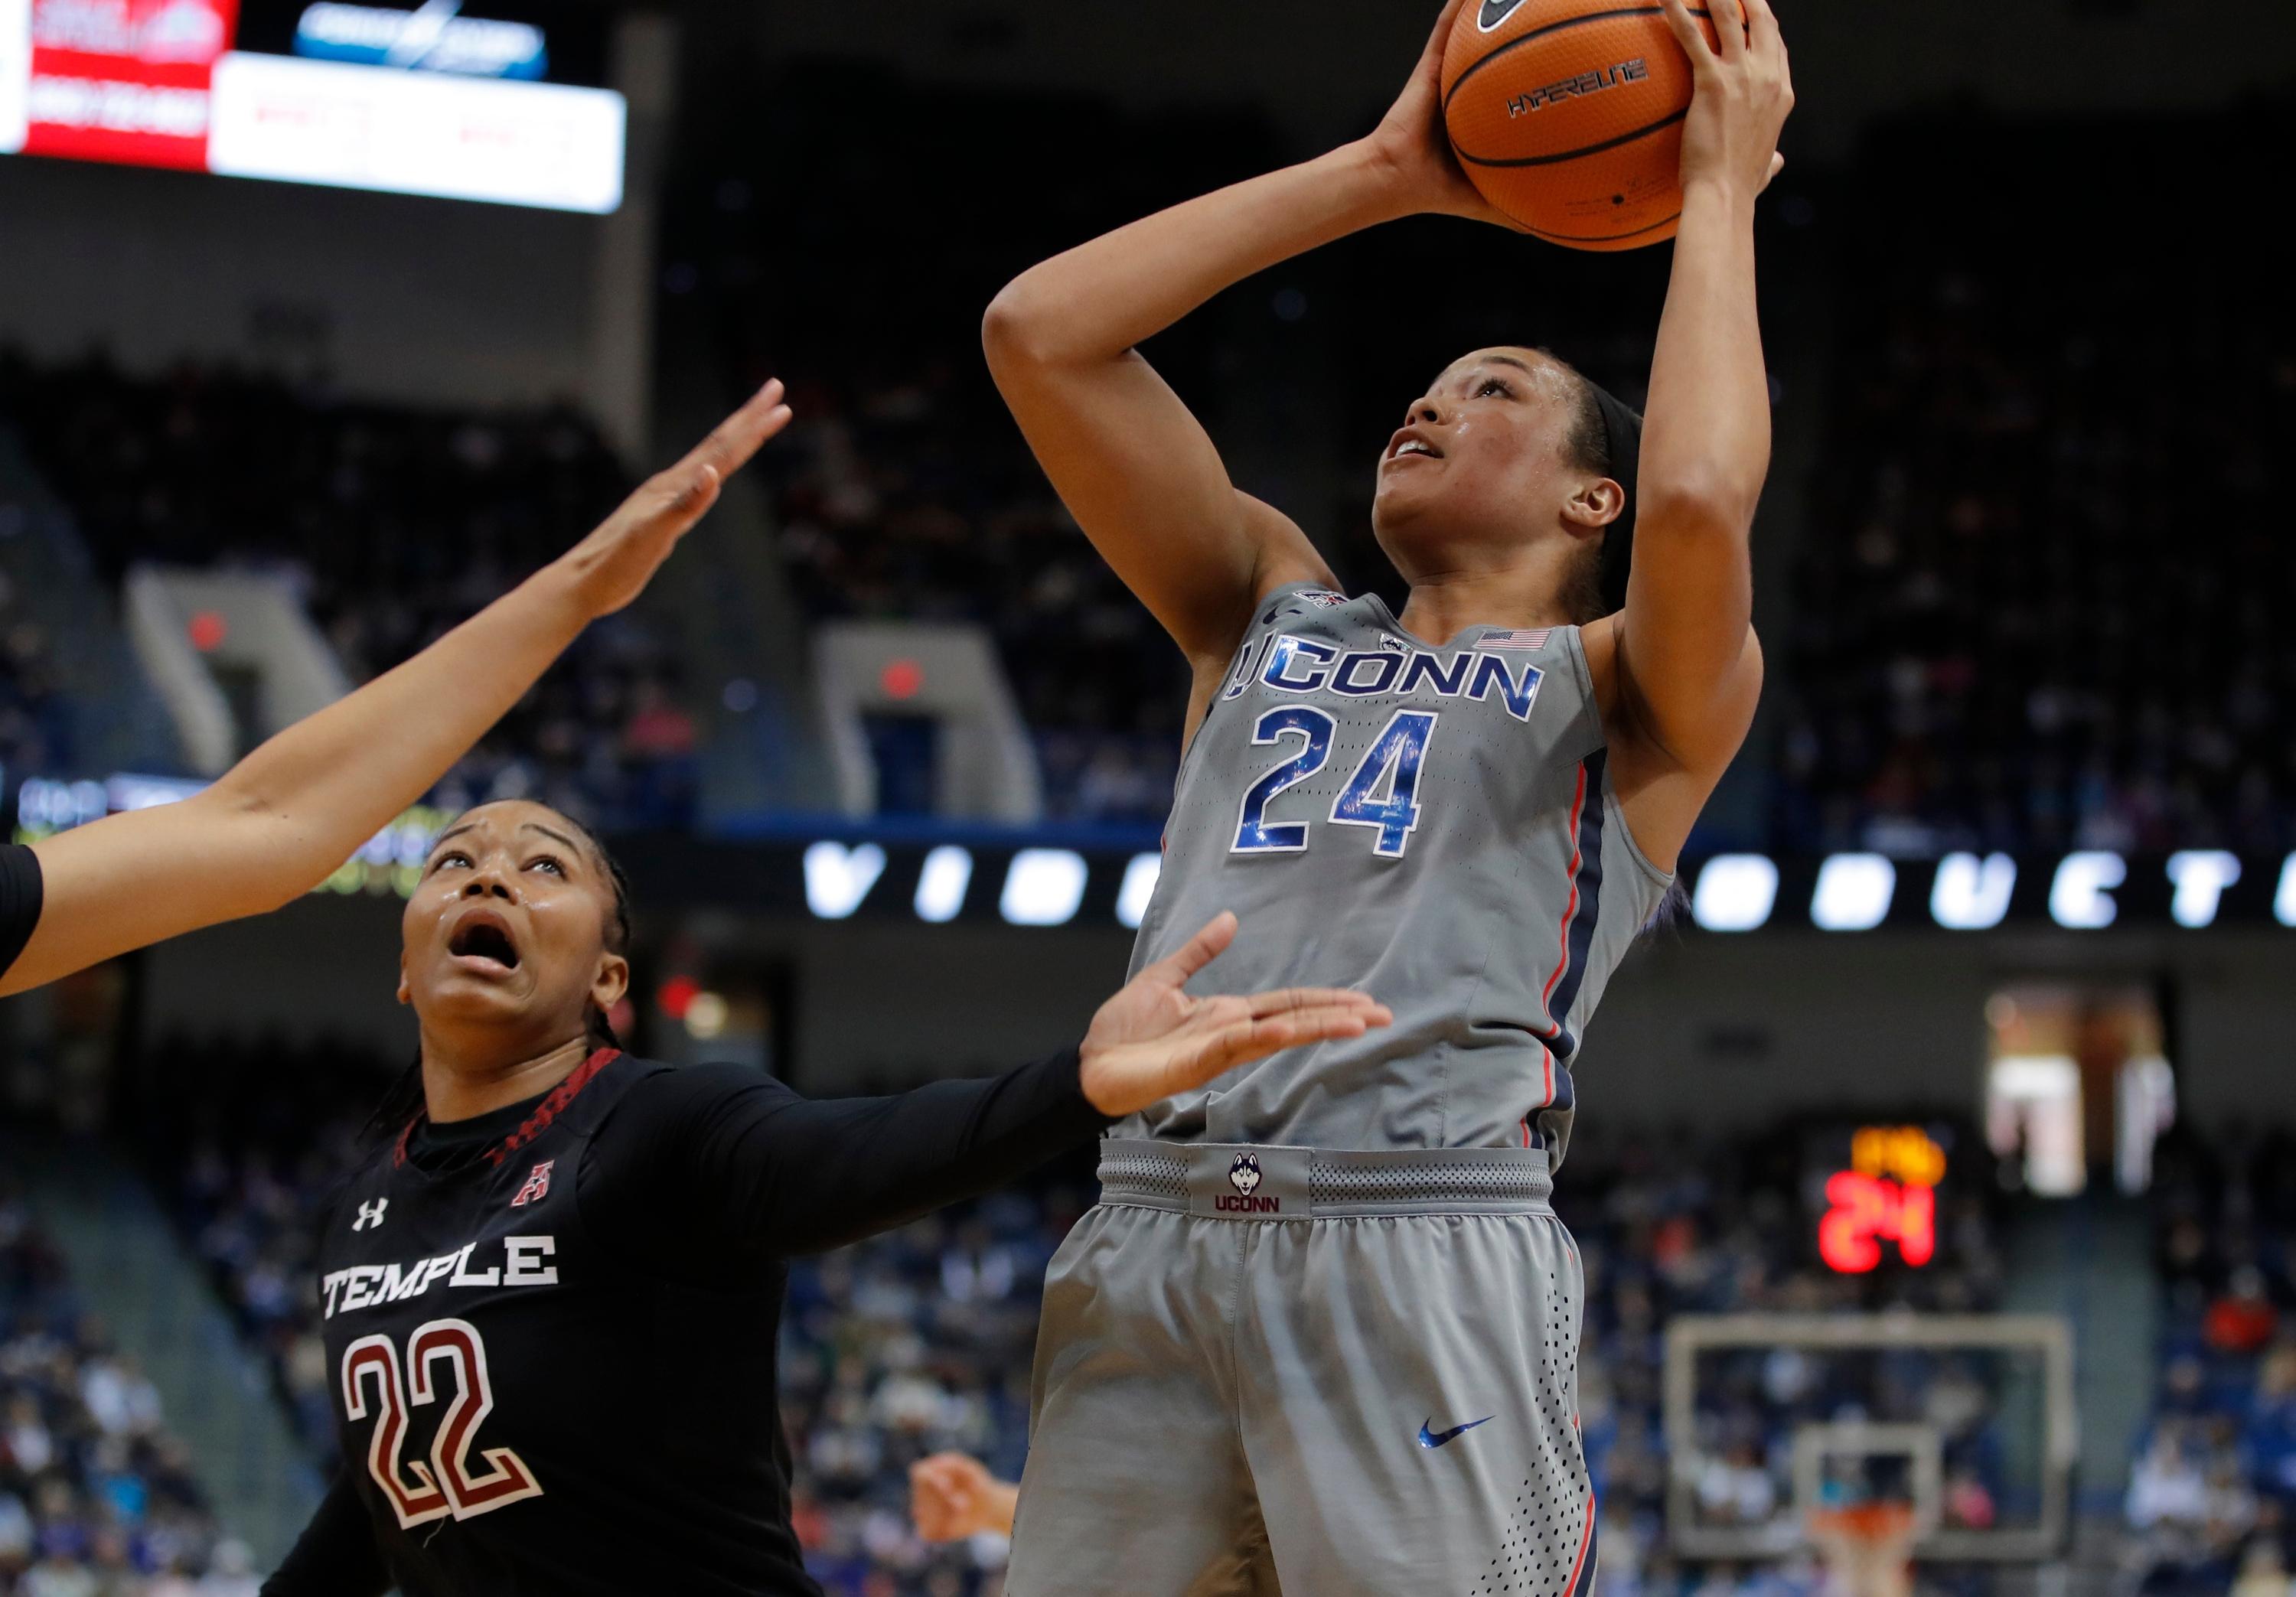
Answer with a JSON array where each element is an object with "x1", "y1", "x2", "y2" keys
[
  {"x1": 1690, "y1": 854, "x2": 1778, "y2": 932},
  {"x1": 2276, "y1": 855, "x2": 2296, "y2": 929},
  {"x1": 1000, "y1": 849, "x2": 1088, "y2": 927},
  {"x1": 1810, "y1": 853, "x2": 1895, "y2": 931},
  {"x1": 2167, "y1": 850, "x2": 2242, "y2": 929},
  {"x1": 1929, "y1": 852, "x2": 2017, "y2": 930},
  {"x1": 2047, "y1": 851, "x2": 2125, "y2": 929},
  {"x1": 1115, "y1": 852, "x2": 1163, "y2": 930},
  {"x1": 912, "y1": 845, "x2": 974, "y2": 924},
  {"x1": 802, "y1": 842, "x2": 885, "y2": 920}
]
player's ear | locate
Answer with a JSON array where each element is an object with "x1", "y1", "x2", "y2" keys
[
  {"x1": 591, "y1": 950, "x2": 631, "y2": 1017},
  {"x1": 1560, "y1": 476, "x2": 1624, "y2": 534}
]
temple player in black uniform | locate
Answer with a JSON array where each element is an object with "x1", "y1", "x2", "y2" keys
[
  {"x1": 0, "y1": 382, "x2": 792, "y2": 999},
  {"x1": 262, "y1": 797, "x2": 1389, "y2": 1596}
]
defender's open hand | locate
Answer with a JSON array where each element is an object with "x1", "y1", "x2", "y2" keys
[
  {"x1": 1077, "y1": 911, "x2": 1392, "y2": 1118},
  {"x1": 553, "y1": 379, "x2": 794, "y2": 620}
]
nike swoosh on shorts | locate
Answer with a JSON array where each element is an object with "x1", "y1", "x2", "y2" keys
[{"x1": 1418, "y1": 1416, "x2": 1495, "y2": 1449}]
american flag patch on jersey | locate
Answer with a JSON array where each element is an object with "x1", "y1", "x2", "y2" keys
[{"x1": 1477, "y1": 627, "x2": 1552, "y2": 651}]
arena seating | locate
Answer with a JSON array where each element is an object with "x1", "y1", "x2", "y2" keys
[
  {"x1": 0, "y1": 1178, "x2": 256, "y2": 1595},
  {"x1": 2130, "y1": 1124, "x2": 2296, "y2": 1596},
  {"x1": 0, "y1": 565, "x2": 62, "y2": 784},
  {"x1": 661, "y1": 73, "x2": 1308, "y2": 827},
  {"x1": 0, "y1": 352, "x2": 700, "y2": 833},
  {"x1": 1773, "y1": 122, "x2": 2294, "y2": 857}
]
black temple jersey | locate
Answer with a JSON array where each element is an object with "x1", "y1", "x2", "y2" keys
[
  {"x1": 264, "y1": 1045, "x2": 1104, "y2": 1597},
  {"x1": 0, "y1": 842, "x2": 43, "y2": 980}
]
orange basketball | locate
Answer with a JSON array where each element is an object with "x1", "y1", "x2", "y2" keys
[{"x1": 1441, "y1": 0, "x2": 1718, "y2": 252}]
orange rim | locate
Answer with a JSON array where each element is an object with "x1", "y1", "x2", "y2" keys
[{"x1": 1808, "y1": 1502, "x2": 1917, "y2": 1543}]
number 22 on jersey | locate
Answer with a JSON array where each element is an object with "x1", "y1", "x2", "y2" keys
[
  {"x1": 1234, "y1": 708, "x2": 1438, "y2": 859},
  {"x1": 344, "y1": 1318, "x2": 542, "y2": 1528}
]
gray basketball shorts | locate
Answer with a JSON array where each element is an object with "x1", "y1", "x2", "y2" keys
[{"x1": 1006, "y1": 1141, "x2": 1598, "y2": 1597}]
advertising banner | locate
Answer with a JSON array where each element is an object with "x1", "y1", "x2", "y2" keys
[
  {"x1": 0, "y1": 0, "x2": 28, "y2": 153},
  {"x1": 22, "y1": 0, "x2": 236, "y2": 169}
]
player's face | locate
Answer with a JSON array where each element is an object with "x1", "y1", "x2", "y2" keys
[
  {"x1": 397, "y1": 801, "x2": 628, "y2": 1058},
  {"x1": 1370, "y1": 348, "x2": 1593, "y2": 581}
]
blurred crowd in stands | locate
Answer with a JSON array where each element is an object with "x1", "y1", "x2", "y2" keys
[
  {"x1": 0, "y1": 561, "x2": 62, "y2": 786},
  {"x1": 1774, "y1": 127, "x2": 2295, "y2": 857},
  {"x1": 669, "y1": 70, "x2": 1244, "y2": 828},
  {"x1": 0, "y1": 353, "x2": 701, "y2": 832},
  {"x1": 2129, "y1": 1126, "x2": 2296, "y2": 1596},
  {"x1": 0, "y1": 1181, "x2": 254, "y2": 1596},
  {"x1": 761, "y1": 370, "x2": 1186, "y2": 826}
]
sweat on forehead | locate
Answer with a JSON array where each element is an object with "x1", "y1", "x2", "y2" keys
[
  {"x1": 1436, "y1": 347, "x2": 1571, "y2": 391},
  {"x1": 432, "y1": 802, "x2": 587, "y2": 857}
]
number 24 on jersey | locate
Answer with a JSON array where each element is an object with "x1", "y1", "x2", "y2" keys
[{"x1": 1233, "y1": 708, "x2": 1438, "y2": 860}]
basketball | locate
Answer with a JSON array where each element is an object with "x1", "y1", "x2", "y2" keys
[{"x1": 1441, "y1": 0, "x2": 1720, "y2": 250}]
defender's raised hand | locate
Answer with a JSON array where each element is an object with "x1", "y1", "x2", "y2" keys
[
  {"x1": 1077, "y1": 911, "x2": 1392, "y2": 1118},
  {"x1": 553, "y1": 378, "x2": 793, "y2": 619}
]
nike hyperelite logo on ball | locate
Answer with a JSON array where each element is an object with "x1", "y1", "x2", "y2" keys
[
  {"x1": 1418, "y1": 1415, "x2": 1495, "y2": 1449},
  {"x1": 1478, "y1": 0, "x2": 1527, "y2": 29}
]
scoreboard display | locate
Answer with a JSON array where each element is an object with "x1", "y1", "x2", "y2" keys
[
  {"x1": 1804, "y1": 1123, "x2": 1961, "y2": 1276},
  {"x1": 1, "y1": 0, "x2": 623, "y2": 210}
]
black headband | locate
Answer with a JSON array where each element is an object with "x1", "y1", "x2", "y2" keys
[{"x1": 1590, "y1": 382, "x2": 1642, "y2": 614}]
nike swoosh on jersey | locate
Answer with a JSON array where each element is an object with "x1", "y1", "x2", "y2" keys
[{"x1": 1419, "y1": 1415, "x2": 1495, "y2": 1449}]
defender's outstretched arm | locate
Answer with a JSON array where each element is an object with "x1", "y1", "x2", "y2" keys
[
  {"x1": 983, "y1": 0, "x2": 1511, "y2": 693},
  {"x1": 1599, "y1": 0, "x2": 1793, "y2": 863},
  {"x1": 3, "y1": 383, "x2": 791, "y2": 996}
]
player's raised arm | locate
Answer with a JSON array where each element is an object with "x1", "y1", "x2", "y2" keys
[
  {"x1": 1, "y1": 383, "x2": 791, "y2": 997},
  {"x1": 1598, "y1": 0, "x2": 1792, "y2": 862},
  {"x1": 981, "y1": 0, "x2": 1512, "y2": 680}
]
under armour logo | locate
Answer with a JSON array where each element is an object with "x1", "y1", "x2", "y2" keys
[
  {"x1": 353, "y1": 1198, "x2": 389, "y2": 1232},
  {"x1": 510, "y1": 1159, "x2": 555, "y2": 1209}
]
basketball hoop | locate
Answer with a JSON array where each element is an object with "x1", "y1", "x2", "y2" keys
[{"x1": 1807, "y1": 1502, "x2": 1916, "y2": 1597}]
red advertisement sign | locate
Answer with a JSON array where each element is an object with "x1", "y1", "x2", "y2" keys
[{"x1": 24, "y1": 0, "x2": 236, "y2": 170}]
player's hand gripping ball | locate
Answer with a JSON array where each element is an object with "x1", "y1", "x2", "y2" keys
[{"x1": 1440, "y1": 0, "x2": 1721, "y2": 249}]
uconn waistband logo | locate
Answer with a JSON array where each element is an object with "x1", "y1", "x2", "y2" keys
[{"x1": 1218, "y1": 1152, "x2": 1279, "y2": 1214}]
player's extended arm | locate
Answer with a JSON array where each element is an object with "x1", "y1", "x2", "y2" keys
[
  {"x1": 2, "y1": 383, "x2": 791, "y2": 997},
  {"x1": 1598, "y1": 0, "x2": 1794, "y2": 861},
  {"x1": 260, "y1": 1470, "x2": 392, "y2": 1596},
  {"x1": 598, "y1": 915, "x2": 1388, "y2": 1256},
  {"x1": 982, "y1": 0, "x2": 1512, "y2": 672}
]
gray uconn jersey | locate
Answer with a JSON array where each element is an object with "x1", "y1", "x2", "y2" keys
[{"x1": 1123, "y1": 583, "x2": 1672, "y2": 1159}]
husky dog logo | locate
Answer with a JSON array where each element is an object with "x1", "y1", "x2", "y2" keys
[{"x1": 1218, "y1": 1152, "x2": 1278, "y2": 1214}]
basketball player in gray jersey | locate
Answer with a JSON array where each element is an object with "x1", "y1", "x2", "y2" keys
[{"x1": 982, "y1": 0, "x2": 1792, "y2": 1590}]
